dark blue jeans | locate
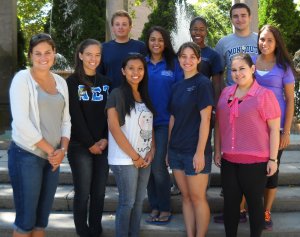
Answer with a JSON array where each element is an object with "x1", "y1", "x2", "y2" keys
[
  {"x1": 8, "y1": 142, "x2": 59, "y2": 233},
  {"x1": 68, "y1": 141, "x2": 109, "y2": 237},
  {"x1": 147, "y1": 126, "x2": 171, "y2": 212}
]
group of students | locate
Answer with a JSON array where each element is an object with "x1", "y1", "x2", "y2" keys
[{"x1": 7, "y1": 2, "x2": 295, "y2": 237}]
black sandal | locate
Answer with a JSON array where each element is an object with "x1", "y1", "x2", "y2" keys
[{"x1": 145, "y1": 210, "x2": 159, "y2": 223}]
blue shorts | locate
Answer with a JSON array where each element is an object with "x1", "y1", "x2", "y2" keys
[
  {"x1": 8, "y1": 142, "x2": 59, "y2": 233},
  {"x1": 168, "y1": 148, "x2": 212, "y2": 176}
]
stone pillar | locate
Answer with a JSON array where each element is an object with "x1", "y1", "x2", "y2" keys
[
  {"x1": 0, "y1": 0, "x2": 17, "y2": 104},
  {"x1": 106, "y1": 0, "x2": 128, "y2": 41},
  {"x1": 232, "y1": 0, "x2": 258, "y2": 33}
]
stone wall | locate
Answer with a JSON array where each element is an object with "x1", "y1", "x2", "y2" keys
[{"x1": 0, "y1": 0, "x2": 17, "y2": 104}]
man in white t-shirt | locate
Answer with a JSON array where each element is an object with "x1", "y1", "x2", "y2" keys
[{"x1": 215, "y1": 3, "x2": 258, "y2": 86}]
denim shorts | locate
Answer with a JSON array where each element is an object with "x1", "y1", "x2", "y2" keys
[
  {"x1": 8, "y1": 142, "x2": 59, "y2": 233},
  {"x1": 168, "y1": 148, "x2": 212, "y2": 176}
]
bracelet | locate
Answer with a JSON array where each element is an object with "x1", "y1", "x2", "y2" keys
[
  {"x1": 281, "y1": 131, "x2": 290, "y2": 135},
  {"x1": 269, "y1": 158, "x2": 278, "y2": 163},
  {"x1": 132, "y1": 155, "x2": 140, "y2": 161},
  {"x1": 60, "y1": 147, "x2": 67, "y2": 155}
]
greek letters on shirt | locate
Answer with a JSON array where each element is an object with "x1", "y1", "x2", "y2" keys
[
  {"x1": 78, "y1": 85, "x2": 110, "y2": 101},
  {"x1": 227, "y1": 45, "x2": 258, "y2": 60}
]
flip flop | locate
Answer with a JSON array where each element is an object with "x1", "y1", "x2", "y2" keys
[
  {"x1": 153, "y1": 214, "x2": 172, "y2": 225},
  {"x1": 145, "y1": 212, "x2": 159, "y2": 223}
]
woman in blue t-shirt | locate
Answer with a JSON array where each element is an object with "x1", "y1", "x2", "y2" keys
[
  {"x1": 168, "y1": 42, "x2": 214, "y2": 237},
  {"x1": 145, "y1": 26, "x2": 183, "y2": 224}
]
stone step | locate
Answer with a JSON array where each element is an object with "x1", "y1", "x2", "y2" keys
[
  {"x1": 1, "y1": 184, "x2": 300, "y2": 213},
  {"x1": 1, "y1": 150, "x2": 300, "y2": 186},
  {"x1": 0, "y1": 133, "x2": 298, "y2": 151},
  {"x1": 1, "y1": 210, "x2": 300, "y2": 237}
]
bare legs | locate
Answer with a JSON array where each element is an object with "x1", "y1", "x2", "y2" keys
[
  {"x1": 173, "y1": 170, "x2": 210, "y2": 237},
  {"x1": 12, "y1": 231, "x2": 31, "y2": 237},
  {"x1": 13, "y1": 230, "x2": 45, "y2": 237},
  {"x1": 240, "y1": 195, "x2": 247, "y2": 211},
  {"x1": 264, "y1": 188, "x2": 277, "y2": 211}
]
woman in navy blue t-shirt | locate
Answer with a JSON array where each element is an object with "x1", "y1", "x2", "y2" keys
[{"x1": 168, "y1": 42, "x2": 214, "y2": 237}]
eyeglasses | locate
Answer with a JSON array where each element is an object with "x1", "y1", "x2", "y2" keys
[{"x1": 30, "y1": 33, "x2": 52, "y2": 42}]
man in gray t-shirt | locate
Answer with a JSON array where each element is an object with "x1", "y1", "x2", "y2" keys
[
  {"x1": 213, "y1": 2, "x2": 258, "y2": 227},
  {"x1": 215, "y1": 3, "x2": 258, "y2": 86}
]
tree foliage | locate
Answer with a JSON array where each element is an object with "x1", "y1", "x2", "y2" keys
[
  {"x1": 259, "y1": 0, "x2": 300, "y2": 54},
  {"x1": 138, "y1": 0, "x2": 231, "y2": 47},
  {"x1": 51, "y1": 0, "x2": 106, "y2": 65},
  {"x1": 191, "y1": 0, "x2": 231, "y2": 47},
  {"x1": 17, "y1": 0, "x2": 51, "y2": 51},
  {"x1": 139, "y1": 0, "x2": 177, "y2": 41}
]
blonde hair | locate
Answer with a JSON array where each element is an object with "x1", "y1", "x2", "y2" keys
[{"x1": 111, "y1": 10, "x2": 132, "y2": 26}]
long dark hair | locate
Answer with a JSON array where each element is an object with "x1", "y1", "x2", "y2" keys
[
  {"x1": 74, "y1": 39, "x2": 101, "y2": 88},
  {"x1": 145, "y1": 26, "x2": 176, "y2": 70},
  {"x1": 258, "y1": 25, "x2": 293, "y2": 72},
  {"x1": 120, "y1": 54, "x2": 155, "y2": 116}
]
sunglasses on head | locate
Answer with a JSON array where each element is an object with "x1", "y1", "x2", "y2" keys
[{"x1": 30, "y1": 33, "x2": 52, "y2": 42}]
